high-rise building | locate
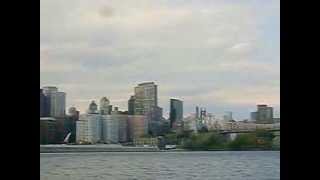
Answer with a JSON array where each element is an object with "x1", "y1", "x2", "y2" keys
[
  {"x1": 42, "y1": 86, "x2": 66, "y2": 118},
  {"x1": 128, "y1": 96, "x2": 136, "y2": 115},
  {"x1": 133, "y1": 82, "x2": 158, "y2": 115},
  {"x1": 40, "y1": 89, "x2": 46, "y2": 117},
  {"x1": 76, "y1": 114, "x2": 102, "y2": 144},
  {"x1": 40, "y1": 117, "x2": 57, "y2": 144},
  {"x1": 252, "y1": 105, "x2": 274, "y2": 124},
  {"x1": 169, "y1": 99, "x2": 183, "y2": 129},
  {"x1": 100, "y1": 97, "x2": 111, "y2": 115},
  {"x1": 147, "y1": 106, "x2": 163, "y2": 135},
  {"x1": 87, "y1": 101, "x2": 98, "y2": 114},
  {"x1": 65, "y1": 107, "x2": 79, "y2": 143},
  {"x1": 101, "y1": 114, "x2": 119, "y2": 143},
  {"x1": 129, "y1": 82, "x2": 161, "y2": 135},
  {"x1": 127, "y1": 115, "x2": 148, "y2": 141},
  {"x1": 195, "y1": 106, "x2": 199, "y2": 119}
]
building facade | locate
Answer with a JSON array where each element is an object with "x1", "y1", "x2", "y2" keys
[
  {"x1": 127, "y1": 115, "x2": 148, "y2": 141},
  {"x1": 101, "y1": 114, "x2": 120, "y2": 143},
  {"x1": 76, "y1": 114, "x2": 102, "y2": 144},
  {"x1": 40, "y1": 89, "x2": 47, "y2": 117},
  {"x1": 40, "y1": 117, "x2": 57, "y2": 144},
  {"x1": 169, "y1": 99, "x2": 183, "y2": 129},
  {"x1": 254, "y1": 105, "x2": 274, "y2": 124},
  {"x1": 132, "y1": 82, "x2": 158, "y2": 115},
  {"x1": 42, "y1": 86, "x2": 66, "y2": 118},
  {"x1": 100, "y1": 97, "x2": 112, "y2": 115}
]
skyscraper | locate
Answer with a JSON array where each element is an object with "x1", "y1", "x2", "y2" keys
[
  {"x1": 128, "y1": 95, "x2": 136, "y2": 115},
  {"x1": 195, "y1": 106, "x2": 199, "y2": 119},
  {"x1": 42, "y1": 86, "x2": 66, "y2": 118},
  {"x1": 169, "y1": 99, "x2": 183, "y2": 129},
  {"x1": 133, "y1": 82, "x2": 158, "y2": 115}
]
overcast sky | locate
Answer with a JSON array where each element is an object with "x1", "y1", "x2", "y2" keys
[{"x1": 40, "y1": 0, "x2": 280, "y2": 120}]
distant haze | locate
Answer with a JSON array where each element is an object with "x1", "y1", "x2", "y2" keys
[{"x1": 41, "y1": 0, "x2": 280, "y2": 119}]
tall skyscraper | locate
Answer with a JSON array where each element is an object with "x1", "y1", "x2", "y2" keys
[
  {"x1": 42, "y1": 86, "x2": 66, "y2": 118},
  {"x1": 133, "y1": 82, "x2": 158, "y2": 115},
  {"x1": 195, "y1": 106, "x2": 199, "y2": 119},
  {"x1": 169, "y1": 99, "x2": 183, "y2": 129}
]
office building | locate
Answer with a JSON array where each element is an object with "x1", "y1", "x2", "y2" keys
[
  {"x1": 169, "y1": 99, "x2": 183, "y2": 129},
  {"x1": 40, "y1": 117, "x2": 57, "y2": 144},
  {"x1": 40, "y1": 89, "x2": 48, "y2": 117},
  {"x1": 251, "y1": 105, "x2": 274, "y2": 124},
  {"x1": 87, "y1": 100, "x2": 98, "y2": 114},
  {"x1": 128, "y1": 95, "x2": 136, "y2": 115},
  {"x1": 101, "y1": 114, "x2": 119, "y2": 143},
  {"x1": 132, "y1": 82, "x2": 158, "y2": 115},
  {"x1": 128, "y1": 115, "x2": 148, "y2": 141},
  {"x1": 100, "y1": 97, "x2": 112, "y2": 115},
  {"x1": 195, "y1": 106, "x2": 200, "y2": 119},
  {"x1": 42, "y1": 86, "x2": 66, "y2": 118},
  {"x1": 76, "y1": 114, "x2": 102, "y2": 144},
  {"x1": 64, "y1": 107, "x2": 79, "y2": 143}
]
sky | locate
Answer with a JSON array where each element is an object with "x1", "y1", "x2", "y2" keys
[{"x1": 40, "y1": 0, "x2": 280, "y2": 120}]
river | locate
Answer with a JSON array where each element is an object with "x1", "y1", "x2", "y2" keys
[{"x1": 40, "y1": 151, "x2": 280, "y2": 180}]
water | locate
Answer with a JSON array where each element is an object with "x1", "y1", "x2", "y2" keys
[{"x1": 40, "y1": 151, "x2": 280, "y2": 180}]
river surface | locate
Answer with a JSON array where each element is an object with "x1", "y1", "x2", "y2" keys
[{"x1": 40, "y1": 151, "x2": 280, "y2": 180}]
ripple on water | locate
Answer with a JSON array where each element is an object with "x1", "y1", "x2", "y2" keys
[{"x1": 40, "y1": 151, "x2": 280, "y2": 180}]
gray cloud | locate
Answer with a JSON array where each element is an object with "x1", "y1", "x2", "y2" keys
[{"x1": 41, "y1": 0, "x2": 280, "y2": 119}]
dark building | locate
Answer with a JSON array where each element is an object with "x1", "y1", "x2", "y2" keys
[
  {"x1": 64, "y1": 107, "x2": 80, "y2": 143},
  {"x1": 147, "y1": 106, "x2": 164, "y2": 136},
  {"x1": 55, "y1": 117, "x2": 67, "y2": 143},
  {"x1": 169, "y1": 99, "x2": 183, "y2": 129},
  {"x1": 195, "y1": 106, "x2": 199, "y2": 119},
  {"x1": 40, "y1": 89, "x2": 50, "y2": 117},
  {"x1": 40, "y1": 117, "x2": 57, "y2": 144},
  {"x1": 200, "y1": 108, "x2": 206, "y2": 120},
  {"x1": 40, "y1": 89, "x2": 45, "y2": 117},
  {"x1": 251, "y1": 105, "x2": 274, "y2": 124},
  {"x1": 128, "y1": 95, "x2": 136, "y2": 115}
]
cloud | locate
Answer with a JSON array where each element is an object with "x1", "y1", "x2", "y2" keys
[{"x1": 40, "y1": 0, "x2": 279, "y2": 119}]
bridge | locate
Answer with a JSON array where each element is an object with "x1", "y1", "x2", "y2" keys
[{"x1": 218, "y1": 127, "x2": 280, "y2": 134}]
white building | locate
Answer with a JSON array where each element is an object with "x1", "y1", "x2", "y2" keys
[
  {"x1": 76, "y1": 114, "x2": 102, "y2": 144},
  {"x1": 101, "y1": 115, "x2": 119, "y2": 143}
]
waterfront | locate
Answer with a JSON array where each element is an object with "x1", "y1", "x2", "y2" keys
[{"x1": 40, "y1": 151, "x2": 279, "y2": 180}]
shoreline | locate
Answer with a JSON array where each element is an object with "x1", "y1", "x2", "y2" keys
[{"x1": 40, "y1": 145, "x2": 279, "y2": 153}]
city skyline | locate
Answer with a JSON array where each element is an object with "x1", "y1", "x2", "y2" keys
[
  {"x1": 40, "y1": 0, "x2": 280, "y2": 119},
  {"x1": 40, "y1": 84, "x2": 279, "y2": 120}
]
